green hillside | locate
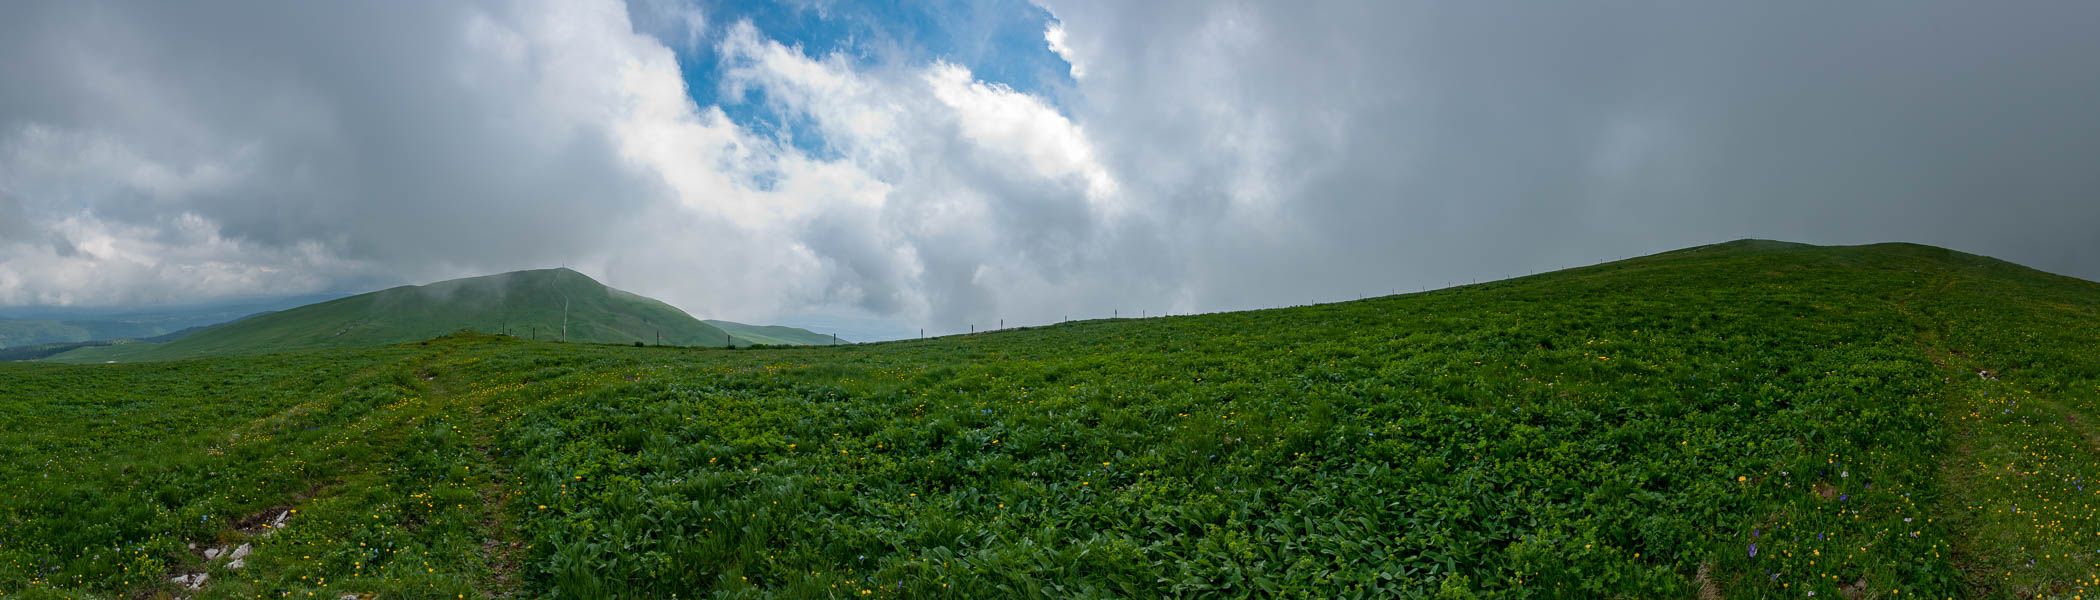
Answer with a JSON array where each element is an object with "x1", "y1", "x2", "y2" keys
[
  {"x1": 707, "y1": 319, "x2": 840, "y2": 346},
  {"x1": 5, "y1": 241, "x2": 2099, "y2": 598},
  {"x1": 44, "y1": 268, "x2": 736, "y2": 363}
]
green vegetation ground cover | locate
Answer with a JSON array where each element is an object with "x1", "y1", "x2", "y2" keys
[{"x1": 2, "y1": 241, "x2": 2097, "y2": 598}]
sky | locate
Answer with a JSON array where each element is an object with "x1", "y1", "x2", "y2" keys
[{"x1": 1, "y1": 1, "x2": 2097, "y2": 340}]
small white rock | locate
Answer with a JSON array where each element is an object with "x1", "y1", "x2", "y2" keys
[
  {"x1": 170, "y1": 572, "x2": 210, "y2": 589},
  {"x1": 230, "y1": 543, "x2": 252, "y2": 560},
  {"x1": 226, "y1": 558, "x2": 245, "y2": 570},
  {"x1": 203, "y1": 547, "x2": 222, "y2": 560}
]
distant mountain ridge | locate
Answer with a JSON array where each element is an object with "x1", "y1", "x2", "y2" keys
[
  {"x1": 706, "y1": 320, "x2": 843, "y2": 346},
  {"x1": 43, "y1": 268, "x2": 824, "y2": 363},
  {"x1": 0, "y1": 293, "x2": 344, "y2": 348},
  {"x1": 0, "y1": 319, "x2": 167, "y2": 348}
]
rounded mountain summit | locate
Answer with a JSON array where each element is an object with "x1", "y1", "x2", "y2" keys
[{"x1": 45, "y1": 268, "x2": 832, "y2": 363}]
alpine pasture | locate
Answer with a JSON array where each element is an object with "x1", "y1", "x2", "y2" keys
[{"x1": 4, "y1": 241, "x2": 2098, "y2": 598}]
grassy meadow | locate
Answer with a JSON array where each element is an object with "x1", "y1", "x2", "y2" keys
[{"x1": 2, "y1": 241, "x2": 2098, "y2": 598}]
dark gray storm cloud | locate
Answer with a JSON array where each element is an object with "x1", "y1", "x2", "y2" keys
[
  {"x1": 0, "y1": 2, "x2": 673, "y2": 293},
  {"x1": 1042, "y1": 1, "x2": 2100, "y2": 313},
  {"x1": 1, "y1": 0, "x2": 2096, "y2": 334}
]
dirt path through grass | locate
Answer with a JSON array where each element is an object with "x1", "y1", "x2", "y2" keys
[
  {"x1": 133, "y1": 339, "x2": 532, "y2": 599},
  {"x1": 1900, "y1": 273, "x2": 2100, "y2": 598},
  {"x1": 420, "y1": 364, "x2": 528, "y2": 599}
]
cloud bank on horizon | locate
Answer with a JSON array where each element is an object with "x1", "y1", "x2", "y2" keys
[{"x1": 2, "y1": 0, "x2": 2097, "y2": 334}]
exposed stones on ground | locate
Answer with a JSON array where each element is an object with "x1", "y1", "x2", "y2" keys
[
  {"x1": 170, "y1": 572, "x2": 209, "y2": 589},
  {"x1": 175, "y1": 512, "x2": 281, "y2": 592},
  {"x1": 235, "y1": 505, "x2": 293, "y2": 532},
  {"x1": 235, "y1": 507, "x2": 293, "y2": 536}
]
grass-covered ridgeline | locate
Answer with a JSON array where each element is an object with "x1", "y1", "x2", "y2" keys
[
  {"x1": 705, "y1": 320, "x2": 843, "y2": 346},
  {"x1": 2, "y1": 240, "x2": 2097, "y2": 598},
  {"x1": 39, "y1": 268, "x2": 825, "y2": 365}
]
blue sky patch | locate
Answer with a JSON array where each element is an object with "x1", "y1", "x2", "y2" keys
[{"x1": 628, "y1": 0, "x2": 1072, "y2": 156}]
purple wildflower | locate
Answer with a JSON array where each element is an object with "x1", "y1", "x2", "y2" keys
[{"x1": 1749, "y1": 543, "x2": 1757, "y2": 558}]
